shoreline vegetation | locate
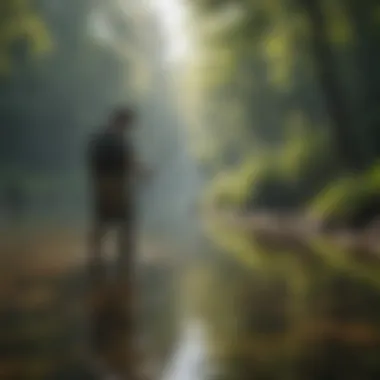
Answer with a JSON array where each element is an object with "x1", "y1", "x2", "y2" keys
[{"x1": 203, "y1": 207, "x2": 380, "y2": 290}]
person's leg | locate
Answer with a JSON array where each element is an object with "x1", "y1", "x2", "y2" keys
[
  {"x1": 114, "y1": 216, "x2": 140, "y2": 378},
  {"x1": 115, "y1": 214, "x2": 136, "y2": 284},
  {"x1": 88, "y1": 219, "x2": 108, "y2": 289},
  {"x1": 87, "y1": 219, "x2": 113, "y2": 368}
]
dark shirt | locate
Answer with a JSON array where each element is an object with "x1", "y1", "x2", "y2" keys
[
  {"x1": 89, "y1": 130, "x2": 134, "y2": 221},
  {"x1": 89, "y1": 131, "x2": 133, "y2": 179}
]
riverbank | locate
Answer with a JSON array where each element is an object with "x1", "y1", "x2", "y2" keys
[{"x1": 206, "y1": 209, "x2": 380, "y2": 262}]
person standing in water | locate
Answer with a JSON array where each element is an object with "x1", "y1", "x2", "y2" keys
[
  {"x1": 88, "y1": 107, "x2": 149, "y2": 282},
  {"x1": 87, "y1": 106, "x2": 150, "y2": 378}
]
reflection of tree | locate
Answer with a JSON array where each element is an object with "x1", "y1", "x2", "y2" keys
[{"x1": 194, "y1": 238, "x2": 380, "y2": 379}]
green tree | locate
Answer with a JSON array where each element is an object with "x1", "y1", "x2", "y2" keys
[{"x1": 187, "y1": 0, "x2": 380, "y2": 214}]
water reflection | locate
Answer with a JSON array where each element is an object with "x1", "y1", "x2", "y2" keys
[
  {"x1": 162, "y1": 319, "x2": 208, "y2": 380},
  {"x1": 0, "y1": 230, "x2": 179, "y2": 379},
  {"x1": 194, "y1": 215, "x2": 380, "y2": 380},
  {"x1": 1, "y1": 221, "x2": 380, "y2": 379}
]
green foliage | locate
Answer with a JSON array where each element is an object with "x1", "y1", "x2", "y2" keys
[
  {"x1": 0, "y1": 0, "x2": 51, "y2": 73},
  {"x1": 374, "y1": 5, "x2": 380, "y2": 26},
  {"x1": 202, "y1": 153, "x2": 274, "y2": 208},
  {"x1": 323, "y1": 0, "x2": 354, "y2": 46},
  {"x1": 309, "y1": 162, "x2": 380, "y2": 222},
  {"x1": 188, "y1": 0, "x2": 380, "y2": 226},
  {"x1": 309, "y1": 176, "x2": 360, "y2": 220},
  {"x1": 202, "y1": 108, "x2": 335, "y2": 212}
]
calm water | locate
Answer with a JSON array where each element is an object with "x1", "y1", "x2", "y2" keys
[
  {"x1": 189, "y1": 216, "x2": 380, "y2": 380},
  {"x1": 1, "y1": 224, "x2": 380, "y2": 379}
]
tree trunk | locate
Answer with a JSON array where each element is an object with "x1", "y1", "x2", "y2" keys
[
  {"x1": 345, "y1": 0, "x2": 379, "y2": 158},
  {"x1": 299, "y1": 0, "x2": 369, "y2": 171}
]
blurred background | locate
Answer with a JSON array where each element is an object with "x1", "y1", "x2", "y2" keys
[{"x1": 0, "y1": 0, "x2": 380, "y2": 379}]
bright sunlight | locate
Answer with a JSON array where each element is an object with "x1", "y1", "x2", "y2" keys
[{"x1": 152, "y1": 0, "x2": 191, "y2": 62}]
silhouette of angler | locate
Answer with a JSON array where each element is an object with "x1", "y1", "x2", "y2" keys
[{"x1": 88, "y1": 107, "x2": 138, "y2": 285}]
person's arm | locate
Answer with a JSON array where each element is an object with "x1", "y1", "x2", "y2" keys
[
  {"x1": 133, "y1": 160, "x2": 153, "y2": 180},
  {"x1": 88, "y1": 135, "x2": 99, "y2": 179},
  {"x1": 125, "y1": 141, "x2": 153, "y2": 180}
]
